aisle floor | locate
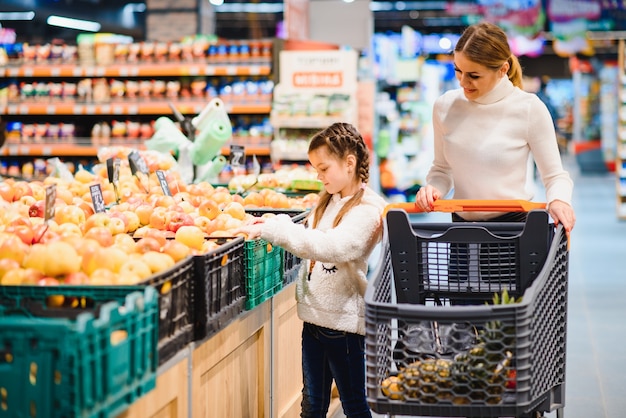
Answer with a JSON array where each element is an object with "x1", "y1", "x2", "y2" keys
[{"x1": 333, "y1": 154, "x2": 626, "y2": 418}]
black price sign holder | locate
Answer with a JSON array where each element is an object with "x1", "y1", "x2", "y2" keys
[
  {"x1": 156, "y1": 170, "x2": 172, "y2": 197},
  {"x1": 230, "y1": 145, "x2": 245, "y2": 169},
  {"x1": 128, "y1": 150, "x2": 150, "y2": 193},
  {"x1": 35, "y1": 184, "x2": 56, "y2": 243},
  {"x1": 89, "y1": 184, "x2": 107, "y2": 213},
  {"x1": 106, "y1": 157, "x2": 121, "y2": 204}
]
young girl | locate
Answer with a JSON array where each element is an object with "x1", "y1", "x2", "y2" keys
[{"x1": 236, "y1": 122, "x2": 386, "y2": 418}]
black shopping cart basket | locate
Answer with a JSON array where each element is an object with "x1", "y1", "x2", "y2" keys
[{"x1": 365, "y1": 200, "x2": 569, "y2": 418}]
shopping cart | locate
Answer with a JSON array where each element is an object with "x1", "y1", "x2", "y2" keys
[{"x1": 365, "y1": 200, "x2": 568, "y2": 418}]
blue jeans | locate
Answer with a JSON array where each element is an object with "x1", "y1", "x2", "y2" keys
[{"x1": 300, "y1": 322, "x2": 372, "y2": 418}]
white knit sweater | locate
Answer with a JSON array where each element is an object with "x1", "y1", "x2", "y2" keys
[
  {"x1": 260, "y1": 187, "x2": 386, "y2": 335},
  {"x1": 427, "y1": 77, "x2": 573, "y2": 220}
]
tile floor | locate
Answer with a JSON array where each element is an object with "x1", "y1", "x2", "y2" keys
[{"x1": 333, "y1": 154, "x2": 626, "y2": 418}]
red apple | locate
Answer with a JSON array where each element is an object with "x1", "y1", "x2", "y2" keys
[
  {"x1": 135, "y1": 237, "x2": 162, "y2": 254},
  {"x1": 29, "y1": 200, "x2": 46, "y2": 218},
  {"x1": 5, "y1": 224, "x2": 35, "y2": 245},
  {"x1": 84, "y1": 226, "x2": 114, "y2": 247},
  {"x1": 166, "y1": 211, "x2": 194, "y2": 233}
]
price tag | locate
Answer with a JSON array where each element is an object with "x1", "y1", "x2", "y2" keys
[
  {"x1": 90, "y1": 184, "x2": 107, "y2": 213},
  {"x1": 128, "y1": 150, "x2": 149, "y2": 175},
  {"x1": 229, "y1": 145, "x2": 245, "y2": 168},
  {"x1": 44, "y1": 184, "x2": 56, "y2": 223},
  {"x1": 156, "y1": 170, "x2": 172, "y2": 196},
  {"x1": 106, "y1": 157, "x2": 116, "y2": 183}
]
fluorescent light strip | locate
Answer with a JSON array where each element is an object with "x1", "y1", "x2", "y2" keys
[
  {"x1": 47, "y1": 15, "x2": 101, "y2": 32},
  {"x1": 213, "y1": 3, "x2": 284, "y2": 13},
  {"x1": 0, "y1": 11, "x2": 35, "y2": 20}
]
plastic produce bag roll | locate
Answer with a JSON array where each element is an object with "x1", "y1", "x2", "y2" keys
[{"x1": 191, "y1": 109, "x2": 233, "y2": 166}]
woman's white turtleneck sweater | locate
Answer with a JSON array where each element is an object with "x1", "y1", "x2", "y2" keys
[{"x1": 427, "y1": 76, "x2": 573, "y2": 220}]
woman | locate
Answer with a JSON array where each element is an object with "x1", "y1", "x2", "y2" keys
[{"x1": 416, "y1": 22, "x2": 575, "y2": 234}]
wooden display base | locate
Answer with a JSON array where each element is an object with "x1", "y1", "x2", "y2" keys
[{"x1": 115, "y1": 282, "x2": 342, "y2": 418}]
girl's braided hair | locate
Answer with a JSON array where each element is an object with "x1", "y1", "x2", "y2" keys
[{"x1": 308, "y1": 122, "x2": 370, "y2": 228}]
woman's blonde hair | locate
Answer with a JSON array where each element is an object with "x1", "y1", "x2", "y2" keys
[
  {"x1": 455, "y1": 22, "x2": 523, "y2": 88},
  {"x1": 307, "y1": 122, "x2": 370, "y2": 229}
]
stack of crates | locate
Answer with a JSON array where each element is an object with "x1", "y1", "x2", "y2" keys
[{"x1": 0, "y1": 285, "x2": 159, "y2": 418}]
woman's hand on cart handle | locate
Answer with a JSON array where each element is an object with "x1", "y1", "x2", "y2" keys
[
  {"x1": 415, "y1": 184, "x2": 442, "y2": 212},
  {"x1": 547, "y1": 199, "x2": 576, "y2": 236},
  {"x1": 383, "y1": 199, "x2": 548, "y2": 216}
]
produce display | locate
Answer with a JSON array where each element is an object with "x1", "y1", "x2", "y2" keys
[
  {"x1": 379, "y1": 290, "x2": 519, "y2": 405},
  {"x1": 0, "y1": 148, "x2": 318, "y2": 287}
]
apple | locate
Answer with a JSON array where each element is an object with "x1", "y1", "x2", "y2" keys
[
  {"x1": 223, "y1": 201, "x2": 246, "y2": 221},
  {"x1": 149, "y1": 208, "x2": 168, "y2": 230},
  {"x1": 114, "y1": 233, "x2": 137, "y2": 253},
  {"x1": 84, "y1": 226, "x2": 114, "y2": 247},
  {"x1": 0, "y1": 234, "x2": 30, "y2": 264},
  {"x1": 0, "y1": 182, "x2": 15, "y2": 202},
  {"x1": 135, "y1": 237, "x2": 163, "y2": 254},
  {"x1": 135, "y1": 203, "x2": 154, "y2": 226},
  {"x1": 19, "y1": 195, "x2": 37, "y2": 207},
  {"x1": 154, "y1": 195, "x2": 176, "y2": 208},
  {"x1": 12, "y1": 181, "x2": 33, "y2": 202},
  {"x1": 201, "y1": 239, "x2": 221, "y2": 254},
  {"x1": 166, "y1": 211, "x2": 194, "y2": 233},
  {"x1": 118, "y1": 258, "x2": 153, "y2": 282},
  {"x1": 0, "y1": 258, "x2": 20, "y2": 281},
  {"x1": 175, "y1": 225, "x2": 205, "y2": 251},
  {"x1": 57, "y1": 222, "x2": 83, "y2": 237},
  {"x1": 32, "y1": 223, "x2": 60, "y2": 244},
  {"x1": 161, "y1": 239, "x2": 191, "y2": 262},
  {"x1": 5, "y1": 224, "x2": 35, "y2": 245},
  {"x1": 23, "y1": 241, "x2": 81, "y2": 277},
  {"x1": 63, "y1": 271, "x2": 89, "y2": 285},
  {"x1": 193, "y1": 215, "x2": 216, "y2": 234},
  {"x1": 29, "y1": 200, "x2": 46, "y2": 218},
  {"x1": 1, "y1": 267, "x2": 44, "y2": 285},
  {"x1": 122, "y1": 211, "x2": 140, "y2": 233},
  {"x1": 141, "y1": 251, "x2": 175, "y2": 274},
  {"x1": 198, "y1": 200, "x2": 221, "y2": 220},
  {"x1": 89, "y1": 268, "x2": 120, "y2": 285},
  {"x1": 109, "y1": 211, "x2": 130, "y2": 232},
  {"x1": 143, "y1": 228, "x2": 168, "y2": 247},
  {"x1": 83, "y1": 212, "x2": 125, "y2": 235},
  {"x1": 100, "y1": 246, "x2": 131, "y2": 273},
  {"x1": 54, "y1": 204, "x2": 86, "y2": 226}
]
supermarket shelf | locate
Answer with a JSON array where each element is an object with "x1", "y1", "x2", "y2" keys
[
  {"x1": 0, "y1": 62, "x2": 272, "y2": 78},
  {"x1": 270, "y1": 114, "x2": 347, "y2": 129},
  {"x1": 0, "y1": 140, "x2": 270, "y2": 157},
  {"x1": 0, "y1": 101, "x2": 271, "y2": 116}
]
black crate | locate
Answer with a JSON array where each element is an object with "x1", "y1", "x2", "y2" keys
[
  {"x1": 364, "y1": 210, "x2": 569, "y2": 417},
  {"x1": 139, "y1": 256, "x2": 195, "y2": 365},
  {"x1": 386, "y1": 210, "x2": 554, "y2": 304},
  {"x1": 192, "y1": 236, "x2": 246, "y2": 342}
]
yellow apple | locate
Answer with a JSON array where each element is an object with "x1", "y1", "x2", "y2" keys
[
  {"x1": 141, "y1": 251, "x2": 176, "y2": 274},
  {"x1": 175, "y1": 225, "x2": 205, "y2": 250},
  {"x1": 119, "y1": 258, "x2": 153, "y2": 282},
  {"x1": 161, "y1": 239, "x2": 191, "y2": 262}
]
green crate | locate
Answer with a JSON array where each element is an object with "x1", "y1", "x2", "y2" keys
[
  {"x1": 0, "y1": 285, "x2": 158, "y2": 418},
  {"x1": 244, "y1": 238, "x2": 283, "y2": 310}
]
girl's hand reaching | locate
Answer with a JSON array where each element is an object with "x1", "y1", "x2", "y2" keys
[
  {"x1": 415, "y1": 185, "x2": 442, "y2": 212},
  {"x1": 232, "y1": 217, "x2": 265, "y2": 240}
]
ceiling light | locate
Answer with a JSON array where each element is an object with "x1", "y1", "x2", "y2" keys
[
  {"x1": 47, "y1": 15, "x2": 101, "y2": 32},
  {"x1": 0, "y1": 11, "x2": 35, "y2": 21}
]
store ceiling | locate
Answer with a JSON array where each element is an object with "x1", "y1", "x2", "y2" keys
[{"x1": 0, "y1": 0, "x2": 470, "y2": 43}]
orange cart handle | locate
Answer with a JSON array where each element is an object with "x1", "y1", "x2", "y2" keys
[{"x1": 384, "y1": 199, "x2": 546, "y2": 216}]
